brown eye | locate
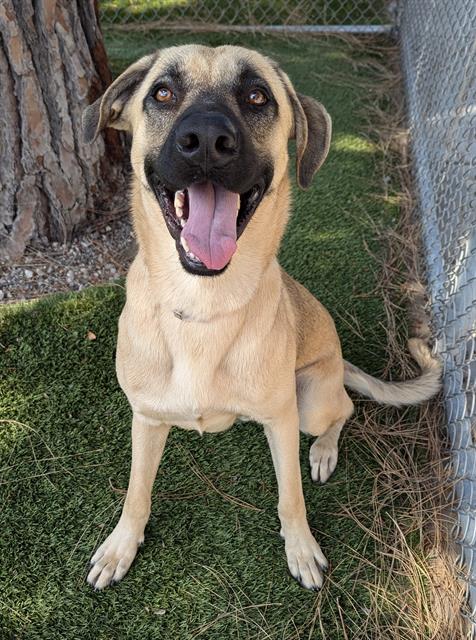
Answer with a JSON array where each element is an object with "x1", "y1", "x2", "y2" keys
[
  {"x1": 155, "y1": 87, "x2": 174, "y2": 103},
  {"x1": 247, "y1": 89, "x2": 268, "y2": 106}
]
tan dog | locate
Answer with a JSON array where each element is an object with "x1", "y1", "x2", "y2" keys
[{"x1": 82, "y1": 45, "x2": 441, "y2": 591}]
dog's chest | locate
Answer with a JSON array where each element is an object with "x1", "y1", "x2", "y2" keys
[
  {"x1": 158, "y1": 353, "x2": 237, "y2": 432},
  {"x1": 118, "y1": 317, "x2": 255, "y2": 433}
]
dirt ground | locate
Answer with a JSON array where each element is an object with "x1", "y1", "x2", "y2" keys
[{"x1": 0, "y1": 203, "x2": 136, "y2": 304}]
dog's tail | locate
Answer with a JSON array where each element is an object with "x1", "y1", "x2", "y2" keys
[{"x1": 344, "y1": 338, "x2": 442, "y2": 407}]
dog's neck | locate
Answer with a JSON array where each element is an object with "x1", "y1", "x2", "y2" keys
[{"x1": 130, "y1": 174, "x2": 291, "y2": 322}]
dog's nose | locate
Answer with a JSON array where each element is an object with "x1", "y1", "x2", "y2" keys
[{"x1": 175, "y1": 112, "x2": 238, "y2": 169}]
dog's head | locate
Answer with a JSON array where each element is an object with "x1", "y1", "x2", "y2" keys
[{"x1": 84, "y1": 45, "x2": 331, "y2": 276}]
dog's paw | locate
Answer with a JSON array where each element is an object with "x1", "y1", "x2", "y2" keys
[
  {"x1": 87, "y1": 521, "x2": 144, "y2": 590},
  {"x1": 309, "y1": 436, "x2": 338, "y2": 484},
  {"x1": 285, "y1": 532, "x2": 328, "y2": 591}
]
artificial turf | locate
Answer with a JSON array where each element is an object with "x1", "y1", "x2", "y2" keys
[{"x1": 0, "y1": 34, "x2": 399, "y2": 639}]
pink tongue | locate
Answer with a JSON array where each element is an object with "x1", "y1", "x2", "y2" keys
[{"x1": 181, "y1": 182, "x2": 240, "y2": 271}]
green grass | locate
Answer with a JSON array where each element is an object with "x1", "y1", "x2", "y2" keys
[
  {"x1": 1, "y1": 34, "x2": 399, "y2": 639},
  {"x1": 99, "y1": 0, "x2": 388, "y2": 27}
]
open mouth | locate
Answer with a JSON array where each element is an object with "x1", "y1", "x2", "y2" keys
[{"x1": 153, "y1": 181, "x2": 264, "y2": 276}]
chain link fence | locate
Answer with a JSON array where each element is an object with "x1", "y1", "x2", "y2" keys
[
  {"x1": 98, "y1": 0, "x2": 391, "y2": 30},
  {"x1": 400, "y1": 0, "x2": 476, "y2": 634}
]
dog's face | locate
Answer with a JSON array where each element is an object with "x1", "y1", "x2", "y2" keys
[{"x1": 84, "y1": 45, "x2": 331, "y2": 276}]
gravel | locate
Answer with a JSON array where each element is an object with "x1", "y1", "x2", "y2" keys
[{"x1": 0, "y1": 211, "x2": 136, "y2": 304}]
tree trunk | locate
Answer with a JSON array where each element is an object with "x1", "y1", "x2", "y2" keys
[{"x1": 0, "y1": 0, "x2": 123, "y2": 260}]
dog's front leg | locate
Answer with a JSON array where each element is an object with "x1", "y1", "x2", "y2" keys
[
  {"x1": 87, "y1": 414, "x2": 170, "y2": 590},
  {"x1": 264, "y1": 407, "x2": 328, "y2": 590}
]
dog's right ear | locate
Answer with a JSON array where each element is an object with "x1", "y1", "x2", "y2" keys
[{"x1": 82, "y1": 52, "x2": 157, "y2": 143}]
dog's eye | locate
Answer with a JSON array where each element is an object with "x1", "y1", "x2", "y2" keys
[
  {"x1": 155, "y1": 87, "x2": 174, "y2": 103},
  {"x1": 246, "y1": 89, "x2": 268, "y2": 106}
]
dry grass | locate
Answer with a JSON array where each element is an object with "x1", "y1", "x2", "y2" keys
[{"x1": 334, "y1": 37, "x2": 468, "y2": 639}]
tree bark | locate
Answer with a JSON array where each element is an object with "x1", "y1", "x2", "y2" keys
[{"x1": 0, "y1": 0, "x2": 123, "y2": 259}]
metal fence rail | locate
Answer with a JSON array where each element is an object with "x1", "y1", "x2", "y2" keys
[
  {"x1": 400, "y1": 0, "x2": 476, "y2": 634},
  {"x1": 98, "y1": 0, "x2": 390, "y2": 28}
]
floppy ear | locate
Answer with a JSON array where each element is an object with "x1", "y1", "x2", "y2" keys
[
  {"x1": 291, "y1": 93, "x2": 332, "y2": 189},
  {"x1": 82, "y1": 52, "x2": 157, "y2": 143},
  {"x1": 277, "y1": 70, "x2": 332, "y2": 189}
]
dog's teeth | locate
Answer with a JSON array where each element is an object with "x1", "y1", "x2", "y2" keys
[
  {"x1": 180, "y1": 236, "x2": 189, "y2": 252},
  {"x1": 174, "y1": 191, "x2": 185, "y2": 219},
  {"x1": 187, "y1": 251, "x2": 197, "y2": 260},
  {"x1": 174, "y1": 191, "x2": 185, "y2": 207},
  {"x1": 180, "y1": 219, "x2": 185, "y2": 227}
]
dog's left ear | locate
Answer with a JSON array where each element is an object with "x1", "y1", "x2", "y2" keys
[
  {"x1": 291, "y1": 93, "x2": 332, "y2": 189},
  {"x1": 278, "y1": 71, "x2": 332, "y2": 189},
  {"x1": 83, "y1": 52, "x2": 157, "y2": 143}
]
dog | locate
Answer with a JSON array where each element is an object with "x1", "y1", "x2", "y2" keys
[{"x1": 82, "y1": 45, "x2": 441, "y2": 591}]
